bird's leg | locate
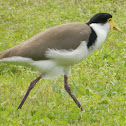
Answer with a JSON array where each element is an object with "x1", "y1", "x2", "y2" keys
[
  {"x1": 17, "y1": 74, "x2": 42, "y2": 110},
  {"x1": 64, "y1": 75, "x2": 83, "y2": 111}
]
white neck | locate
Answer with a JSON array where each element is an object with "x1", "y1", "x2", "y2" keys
[
  {"x1": 90, "y1": 22, "x2": 110, "y2": 33},
  {"x1": 89, "y1": 22, "x2": 110, "y2": 52}
]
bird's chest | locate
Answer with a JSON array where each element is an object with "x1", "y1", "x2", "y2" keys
[{"x1": 88, "y1": 30, "x2": 107, "y2": 53}]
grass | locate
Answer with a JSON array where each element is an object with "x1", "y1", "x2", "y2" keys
[{"x1": 0, "y1": 0, "x2": 126, "y2": 125}]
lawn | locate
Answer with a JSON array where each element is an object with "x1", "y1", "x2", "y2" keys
[{"x1": 0, "y1": 0, "x2": 126, "y2": 125}]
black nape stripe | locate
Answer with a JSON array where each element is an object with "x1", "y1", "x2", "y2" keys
[{"x1": 87, "y1": 27, "x2": 97, "y2": 48}]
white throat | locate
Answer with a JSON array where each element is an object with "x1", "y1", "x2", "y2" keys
[
  {"x1": 90, "y1": 22, "x2": 110, "y2": 34},
  {"x1": 89, "y1": 22, "x2": 110, "y2": 52}
]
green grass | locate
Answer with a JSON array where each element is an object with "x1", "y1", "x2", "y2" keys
[{"x1": 0, "y1": 0, "x2": 126, "y2": 125}]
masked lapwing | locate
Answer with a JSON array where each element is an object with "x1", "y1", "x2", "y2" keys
[{"x1": 0, "y1": 13, "x2": 120, "y2": 111}]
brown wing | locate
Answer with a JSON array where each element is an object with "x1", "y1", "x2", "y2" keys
[{"x1": 0, "y1": 23, "x2": 91, "y2": 61}]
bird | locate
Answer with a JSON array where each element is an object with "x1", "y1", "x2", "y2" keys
[{"x1": 0, "y1": 13, "x2": 120, "y2": 111}]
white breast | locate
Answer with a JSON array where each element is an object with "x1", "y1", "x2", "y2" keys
[{"x1": 89, "y1": 22, "x2": 110, "y2": 53}]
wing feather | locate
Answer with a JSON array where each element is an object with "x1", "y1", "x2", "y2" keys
[{"x1": 0, "y1": 23, "x2": 91, "y2": 61}]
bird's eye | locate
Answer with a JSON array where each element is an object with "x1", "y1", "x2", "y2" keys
[{"x1": 108, "y1": 18, "x2": 111, "y2": 22}]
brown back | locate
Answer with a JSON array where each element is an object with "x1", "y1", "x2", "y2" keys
[{"x1": 0, "y1": 23, "x2": 91, "y2": 61}]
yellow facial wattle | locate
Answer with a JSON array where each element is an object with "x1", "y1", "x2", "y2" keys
[{"x1": 107, "y1": 18, "x2": 121, "y2": 31}]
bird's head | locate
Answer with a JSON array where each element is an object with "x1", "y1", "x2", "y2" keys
[{"x1": 87, "y1": 13, "x2": 121, "y2": 32}]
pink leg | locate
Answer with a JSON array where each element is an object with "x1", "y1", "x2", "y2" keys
[
  {"x1": 64, "y1": 75, "x2": 83, "y2": 111},
  {"x1": 17, "y1": 75, "x2": 42, "y2": 110}
]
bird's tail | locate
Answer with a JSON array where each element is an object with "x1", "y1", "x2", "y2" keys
[{"x1": 0, "y1": 56, "x2": 34, "y2": 66}]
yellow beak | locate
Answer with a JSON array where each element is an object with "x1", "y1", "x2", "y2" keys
[{"x1": 108, "y1": 18, "x2": 121, "y2": 32}]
